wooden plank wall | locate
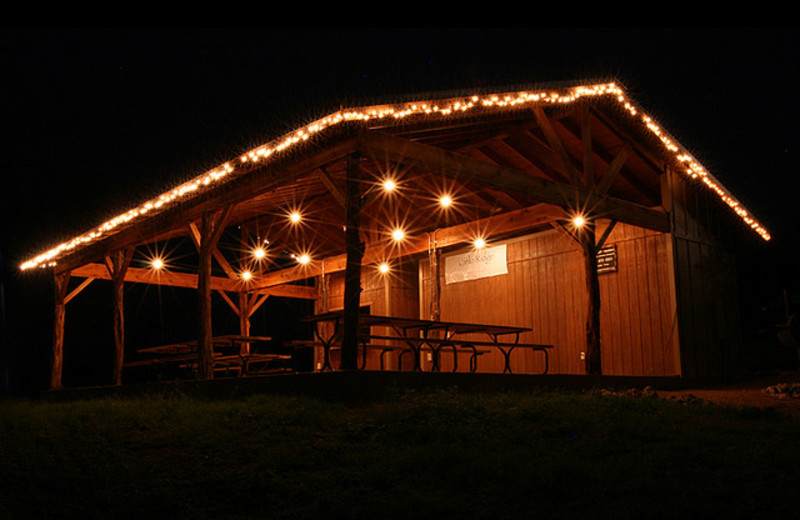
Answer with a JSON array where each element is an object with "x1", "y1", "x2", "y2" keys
[
  {"x1": 418, "y1": 224, "x2": 678, "y2": 376},
  {"x1": 666, "y1": 167, "x2": 744, "y2": 379}
]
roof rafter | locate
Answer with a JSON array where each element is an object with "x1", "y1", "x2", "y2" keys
[{"x1": 358, "y1": 131, "x2": 670, "y2": 233}]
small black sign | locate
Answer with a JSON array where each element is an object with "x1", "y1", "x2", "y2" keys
[{"x1": 597, "y1": 246, "x2": 617, "y2": 274}]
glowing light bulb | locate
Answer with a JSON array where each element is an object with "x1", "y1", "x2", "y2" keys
[
  {"x1": 383, "y1": 179, "x2": 396, "y2": 192},
  {"x1": 298, "y1": 253, "x2": 310, "y2": 265},
  {"x1": 378, "y1": 263, "x2": 390, "y2": 274},
  {"x1": 439, "y1": 195, "x2": 453, "y2": 207},
  {"x1": 573, "y1": 215, "x2": 586, "y2": 228},
  {"x1": 151, "y1": 258, "x2": 164, "y2": 270},
  {"x1": 392, "y1": 228, "x2": 405, "y2": 241},
  {"x1": 241, "y1": 270, "x2": 252, "y2": 281},
  {"x1": 473, "y1": 238, "x2": 486, "y2": 249},
  {"x1": 289, "y1": 211, "x2": 302, "y2": 223},
  {"x1": 253, "y1": 247, "x2": 266, "y2": 259}
]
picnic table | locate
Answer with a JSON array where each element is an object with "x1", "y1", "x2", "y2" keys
[
  {"x1": 302, "y1": 312, "x2": 552, "y2": 374},
  {"x1": 127, "y1": 335, "x2": 291, "y2": 376}
]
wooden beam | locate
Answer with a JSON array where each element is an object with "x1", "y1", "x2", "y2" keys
[
  {"x1": 217, "y1": 289, "x2": 240, "y2": 315},
  {"x1": 595, "y1": 144, "x2": 632, "y2": 196},
  {"x1": 189, "y1": 221, "x2": 238, "y2": 280},
  {"x1": 596, "y1": 219, "x2": 618, "y2": 250},
  {"x1": 580, "y1": 102, "x2": 594, "y2": 186},
  {"x1": 534, "y1": 106, "x2": 582, "y2": 187},
  {"x1": 248, "y1": 293, "x2": 270, "y2": 318},
  {"x1": 550, "y1": 221, "x2": 582, "y2": 248},
  {"x1": 357, "y1": 132, "x2": 669, "y2": 233},
  {"x1": 317, "y1": 167, "x2": 346, "y2": 208},
  {"x1": 248, "y1": 202, "x2": 567, "y2": 292},
  {"x1": 69, "y1": 262, "x2": 319, "y2": 300},
  {"x1": 64, "y1": 277, "x2": 94, "y2": 304}
]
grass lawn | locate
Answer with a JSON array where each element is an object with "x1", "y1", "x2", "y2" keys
[{"x1": 2, "y1": 386, "x2": 799, "y2": 520}]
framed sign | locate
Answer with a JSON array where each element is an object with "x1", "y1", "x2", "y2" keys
[
  {"x1": 597, "y1": 245, "x2": 617, "y2": 274},
  {"x1": 445, "y1": 244, "x2": 508, "y2": 284}
]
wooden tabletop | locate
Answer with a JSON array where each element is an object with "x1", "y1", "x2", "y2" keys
[
  {"x1": 303, "y1": 312, "x2": 530, "y2": 337},
  {"x1": 138, "y1": 335, "x2": 272, "y2": 354}
]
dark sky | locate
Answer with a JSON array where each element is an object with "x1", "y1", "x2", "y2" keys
[{"x1": 2, "y1": 27, "x2": 798, "y2": 391}]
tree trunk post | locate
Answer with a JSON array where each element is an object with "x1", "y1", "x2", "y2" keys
[
  {"x1": 581, "y1": 221, "x2": 602, "y2": 375},
  {"x1": 429, "y1": 233, "x2": 441, "y2": 322},
  {"x1": 197, "y1": 212, "x2": 214, "y2": 380},
  {"x1": 341, "y1": 153, "x2": 364, "y2": 370},
  {"x1": 238, "y1": 292, "x2": 251, "y2": 355},
  {"x1": 109, "y1": 249, "x2": 132, "y2": 386},
  {"x1": 50, "y1": 270, "x2": 70, "y2": 390}
]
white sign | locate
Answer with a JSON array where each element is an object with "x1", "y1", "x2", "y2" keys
[{"x1": 444, "y1": 244, "x2": 508, "y2": 284}]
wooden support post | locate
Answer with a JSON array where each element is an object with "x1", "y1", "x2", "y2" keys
[
  {"x1": 320, "y1": 260, "x2": 329, "y2": 313},
  {"x1": 197, "y1": 214, "x2": 215, "y2": 380},
  {"x1": 429, "y1": 232, "x2": 441, "y2": 321},
  {"x1": 107, "y1": 249, "x2": 133, "y2": 386},
  {"x1": 50, "y1": 270, "x2": 70, "y2": 390},
  {"x1": 239, "y1": 292, "x2": 251, "y2": 355},
  {"x1": 238, "y1": 228, "x2": 251, "y2": 356},
  {"x1": 196, "y1": 206, "x2": 233, "y2": 380},
  {"x1": 341, "y1": 153, "x2": 364, "y2": 370},
  {"x1": 580, "y1": 221, "x2": 602, "y2": 375}
]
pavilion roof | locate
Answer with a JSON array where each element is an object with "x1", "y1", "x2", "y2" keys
[{"x1": 20, "y1": 80, "x2": 770, "y2": 272}]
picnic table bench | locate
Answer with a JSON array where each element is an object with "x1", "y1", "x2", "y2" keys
[
  {"x1": 126, "y1": 335, "x2": 291, "y2": 376},
  {"x1": 303, "y1": 312, "x2": 552, "y2": 374}
]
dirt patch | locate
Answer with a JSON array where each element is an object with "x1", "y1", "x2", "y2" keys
[{"x1": 656, "y1": 372, "x2": 800, "y2": 417}]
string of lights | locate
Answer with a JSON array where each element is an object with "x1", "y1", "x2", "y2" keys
[{"x1": 19, "y1": 82, "x2": 770, "y2": 271}]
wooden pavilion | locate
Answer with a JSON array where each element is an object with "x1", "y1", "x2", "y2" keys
[{"x1": 21, "y1": 80, "x2": 770, "y2": 389}]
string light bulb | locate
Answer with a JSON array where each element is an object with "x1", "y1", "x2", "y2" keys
[
  {"x1": 289, "y1": 211, "x2": 302, "y2": 223},
  {"x1": 378, "y1": 262, "x2": 390, "y2": 274},
  {"x1": 297, "y1": 253, "x2": 311, "y2": 265},
  {"x1": 392, "y1": 228, "x2": 405, "y2": 242},
  {"x1": 151, "y1": 258, "x2": 164, "y2": 270},
  {"x1": 573, "y1": 215, "x2": 586, "y2": 228},
  {"x1": 241, "y1": 270, "x2": 252, "y2": 281},
  {"x1": 439, "y1": 195, "x2": 453, "y2": 208},
  {"x1": 473, "y1": 237, "x2": 486, "y2": 249},
  {"x1": 382, "y1": 179, "x2": 397, "y2": 192},
  {"x1": 252, "y1": 247, "x2": 266, "y2": 260}
]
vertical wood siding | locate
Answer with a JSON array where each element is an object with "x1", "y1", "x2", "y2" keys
[
  {"x1": 417, "y1": 224, "x2": 678, "y2": 376},
  {"x1": 666, "y1": 167, "x2": 744, "y2": 379}
]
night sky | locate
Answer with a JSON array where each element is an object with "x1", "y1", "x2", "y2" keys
[{"x1": 2, "y1": 28, "x2": 798, "y2": 393}]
